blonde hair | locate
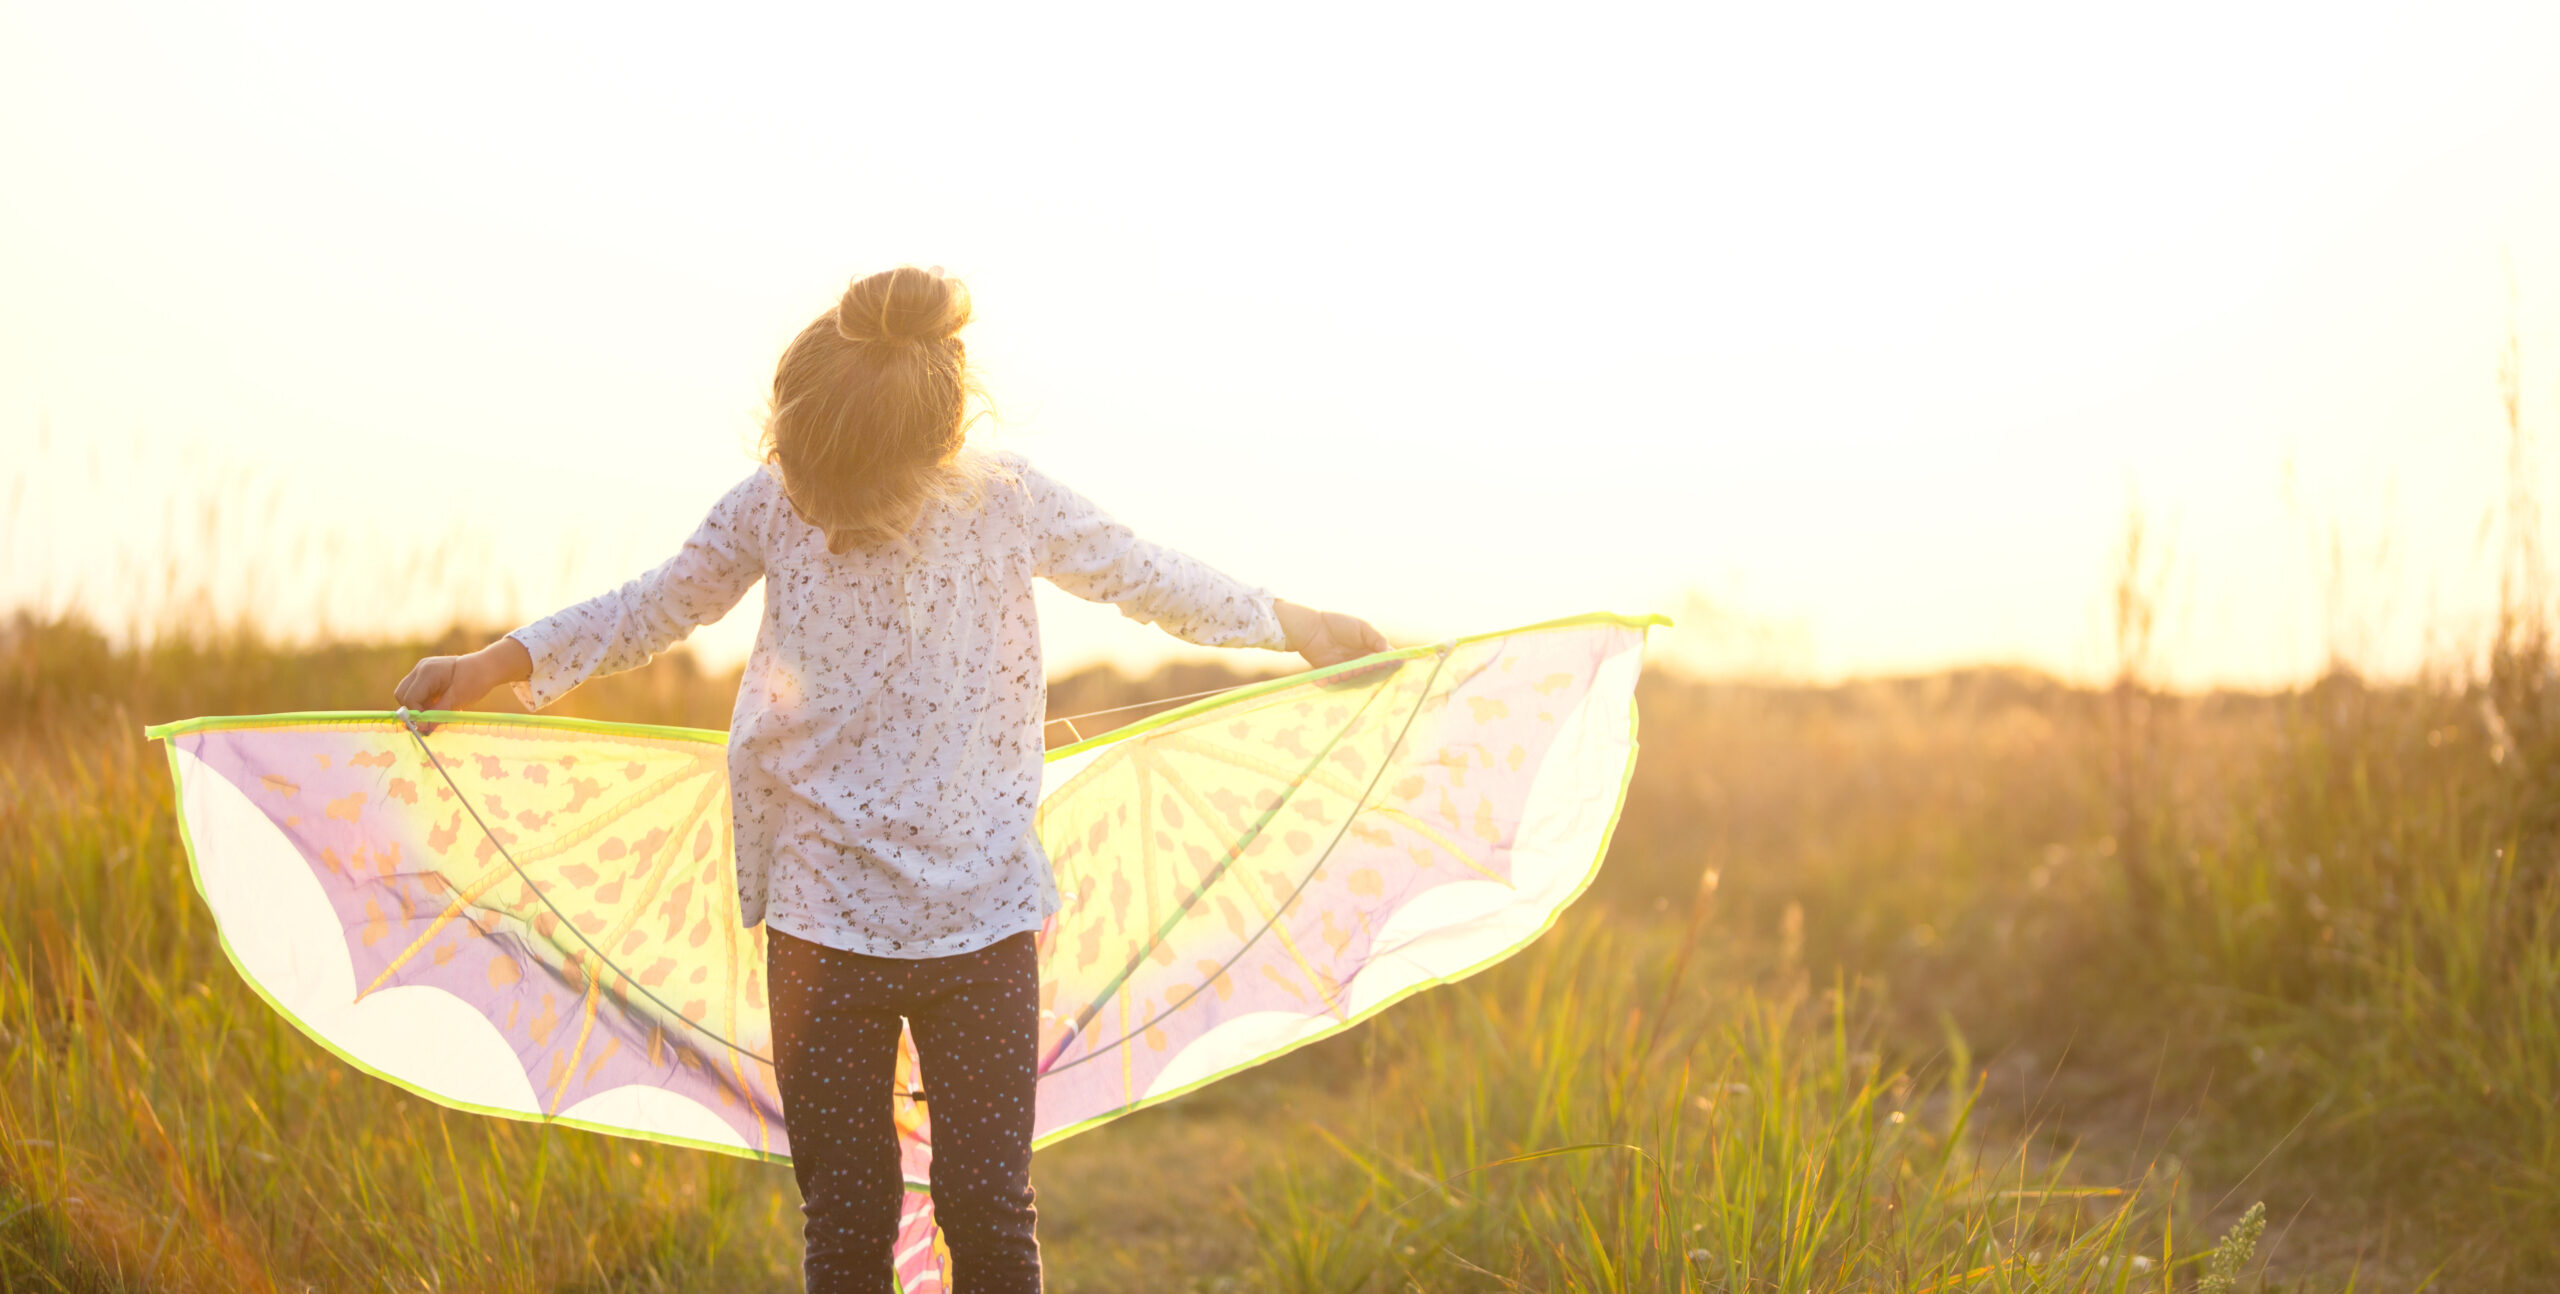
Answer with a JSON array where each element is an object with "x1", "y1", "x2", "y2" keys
[{"x1": 761, "y1": 266, "x2": 985, "y2": 554}]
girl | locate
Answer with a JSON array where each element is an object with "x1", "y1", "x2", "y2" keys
[{"x1": 389, "y1": 266, "x2": 1387, "y2": 1293}]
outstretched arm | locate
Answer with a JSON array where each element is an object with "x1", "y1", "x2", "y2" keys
[
  {"x1": 391, "y1": 470, "x2": 772, "y2": 712},
  {"x1": 1023, "y1": 460, "x2": 1387, "y2": 668}
]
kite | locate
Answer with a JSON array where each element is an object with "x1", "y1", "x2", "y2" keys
[{"x1": 147, "y1": 612, "x2": 1663, "y2": 1291}]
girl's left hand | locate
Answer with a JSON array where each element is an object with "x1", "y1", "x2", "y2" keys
[
  {"x1": 392, "y1": 637, "x2": 531, "y2": 711},
  {"x1": 1275, "y1": 600, "x2": 1391, "y2": 667}
]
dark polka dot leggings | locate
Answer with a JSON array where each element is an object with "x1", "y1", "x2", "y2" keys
[{"x1": 768, "y1": 927, "x2": 1043, "y2": 1293}]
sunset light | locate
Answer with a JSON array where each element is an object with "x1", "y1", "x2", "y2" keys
[{"x1": 8, "y1": 3, "x2": 2557, "y2": 685}]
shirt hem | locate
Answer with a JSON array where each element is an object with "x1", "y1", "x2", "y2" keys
[{"x1": 762, "y1": 909, "x2": 1053, "y2": 960}]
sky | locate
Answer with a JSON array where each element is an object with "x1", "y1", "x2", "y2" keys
[{"x1": 5, "y1": 2, "x2": 2559, "y2": 689}]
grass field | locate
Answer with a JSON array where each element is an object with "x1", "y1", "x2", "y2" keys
[{"x1": 2, "y1": 597, "x2": 2552, "y2": 1290}]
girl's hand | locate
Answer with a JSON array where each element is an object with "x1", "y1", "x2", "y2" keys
[
  {"x1": 392, "y1": 637, "x2": 531, "y2": 711},
  {"x1": 1275, "y1": 600, "x2": 1391, "y2": 668}
]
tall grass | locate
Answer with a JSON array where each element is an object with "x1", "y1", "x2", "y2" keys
[
  {"x1": 13, "y1": 544, "x2": 2560, "y2": 1284},
  {"x1": 1584, "y1": 649, "x2": 2550, "y2": 1284},
  {"x1": 1246, "y1": 922, "x2": 2176, "y2": 1293},
  {"x1": 2124, "y1": 468, "x2": 2560, "y2": 1278}
]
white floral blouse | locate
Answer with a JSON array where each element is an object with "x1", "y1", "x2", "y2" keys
[{"x1": 507, "y1": 450, "x2": 1287, "y2": 958}]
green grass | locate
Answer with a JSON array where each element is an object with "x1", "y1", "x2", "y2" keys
[
  {"x1": 5, "y1": 604, "x2": 2554, "y2": 1288},
  {"x1": 1245, "y1": 922, "x2": 2168, "y2": 1293}
]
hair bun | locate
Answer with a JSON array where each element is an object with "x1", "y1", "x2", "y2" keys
[{"x1": 835, "y1": 266, "x2": 971, "y2": 346}]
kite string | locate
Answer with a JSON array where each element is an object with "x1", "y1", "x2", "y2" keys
[
  {"x1": 1041, "y1": 683, "x2": 1256, "y2": 735},
  {"x1": 394, "y1": 708, "x2": 777, "y2": 1069},
  {"x1": 1041, "y1": 644, "x2": 1449, "y2": 735}
]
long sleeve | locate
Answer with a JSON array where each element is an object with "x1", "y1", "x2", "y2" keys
[
  {"x1": 1017, "y1": 458, "x2": 1288, "y2": 651},
  {"x1": 507, "y1": 469, "x2": 774, "y2": 711}
]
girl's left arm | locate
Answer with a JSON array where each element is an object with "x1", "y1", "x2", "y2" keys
[
  {"x1": 1018, "y1": 458, "x2": 1388, "y2": 666},
  {"x1": 392, "y1": 471, "x2": 773, "y2": 712}
]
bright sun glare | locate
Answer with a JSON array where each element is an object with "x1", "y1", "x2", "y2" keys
[{"x1": 5, "y1": 2, "x2": 2559, "y2": 688}]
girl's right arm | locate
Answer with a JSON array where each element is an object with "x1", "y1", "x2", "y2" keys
[{"x1": 392, "y1": 470, "x2": 773, "y2": 712}]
